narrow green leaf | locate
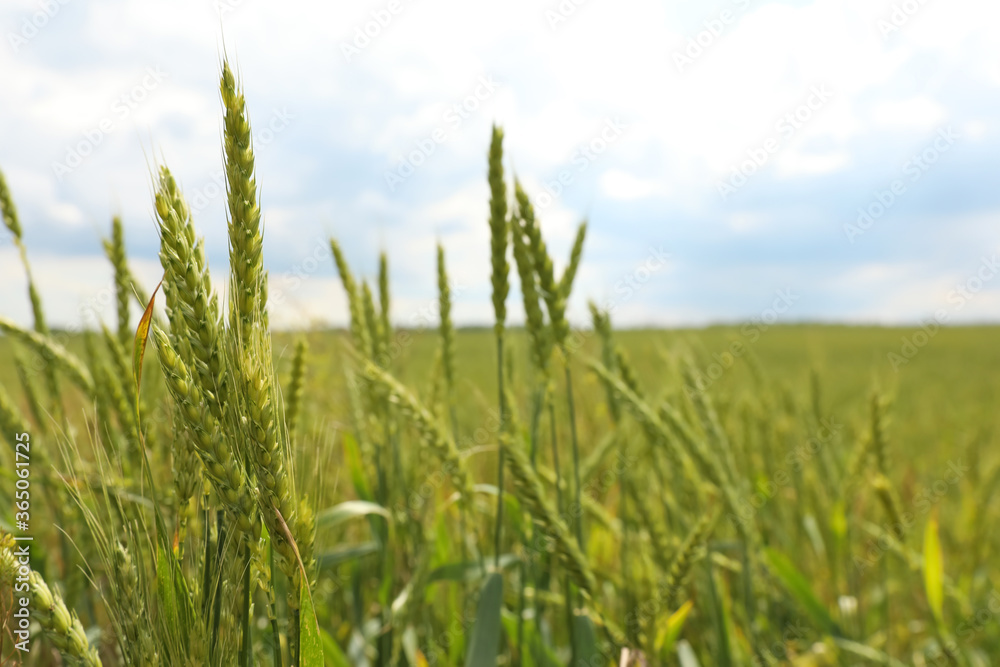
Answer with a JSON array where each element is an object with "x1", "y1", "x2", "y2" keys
[
  {"x1": 464, "y1": 572, "x2": 504, "y2": 667},
  {"x1": 316, "y1": 542, "x2": 380, "y2": 571},
  {"x1": 501, "y1": 609, "x2": 560, "y2": 667},
  {"x1": 704, "y1": 557, "x2": 732, "y2": 667},
  {"x1": 316, "y1": 500, "x2": 390, "y2": 530},
  {"x1": 501, "y1": 609, "x2": 559, "y2": 667},
  {"x1": 923, "y1": 513, "x2": 944, "y2": 624},
  {"x1": 572, "y1": 613, "x2": 598, "y2": 667},
  {"x1": 156, "y1": 545, "x2": 179, "y2": 634},
  {"x1": 763, "y1": 548, "x2": 840, "y2": 636},
  {"x1": 274, "y1": 506, "x2": 325, "y2": 667},
  {"x1": 152, "y1": 542, "x2": 195, "y2": 655},
  {"x1": 832, "y1": 637, "x2": 909, "y2": 667},
  {"x1": 429, "y1": 554, "x2": 520, "y2": 583},
  {"x1": 320, "y1": 627, "x2": 351, "y2": 667},
  {"x1": 343, "y1": 433, "x2": 372, "y2": 501},
  {"x1": 299, "y1": 575, "x2": 324, "y2": 667},
  {"x1": 173, "y1": 557, "x2": 196, "y2": 652}
]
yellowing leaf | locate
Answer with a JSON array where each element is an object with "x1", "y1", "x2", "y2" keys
[
  {"x1": 132, "y1": 277, "x2": 163, "y2": 411},
  {"x1": 830, "y1": 500, "x2": 848, "y2": 541},
  {"x1": 923, "y1": 512, "x2": 944, "y2": 625},
  {"x1": 655, "y1": 599, "x2": 694, "y2": 655}
]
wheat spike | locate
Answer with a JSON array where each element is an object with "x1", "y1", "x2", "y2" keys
[
  {"x1": 436, "y1": 244, "x2": 456, "y2": 394},
  {"x1": 515, "y1": 181, "x2": 574, "y2": 352},
  {"x1": 0, "y1": 382, "x2": 29, "y2": 445},
  {"x1": 285, "y1": 337, "x2": 308, "y2": 443},
  {"x1": 378, "y1": 250, "x2": 392, "y2": 355},
  {"x1": 0, "y1": 533, "x2": 101, "y2": 667},
  {"x1": 12, "y1": 349, "x2": 47, "y2": 433},
  {"x1": 0, "y1": 317, "x2": 93, "y2": 395},
  {"x1": 660, "y1": 507, "x2": 719, "y2": 612},
  {"x1": 503, "y1": 432, "x2": 598, "y2": 595},
  {"x1": 0, "y1": 168, "x2": 23, "y2": 240},
  {"x1": 488, "y1": 125, "x2": 510, "y2": 335},
  {"x1": 362, "y1": 281, "x2": 384, "y2": 363},
  {"x1": 0, "y1": 169, "x2": 63, "y2": 420},
  {"x1": 361, "y1": 359, "x2": 474, "y2": 502},
  {"x1": 557, "y1": 220, "x2": 587, "y2": 298},
  {"x1": 153, "y1": 326, "x2": 258, "y2": 537},
  {"x1": 154, "y1": 165, "x2": 228, "y2": 420},
  {"x1": 221, "y1": 59, "x2": 266, "y2": 339},
  {"x1": 512, "y1": 204, "x2": 552, "y2": 375},
  {"x1": 102, "y1": 215, "x2": 132, "y2": 348},
  {"x1": 329, "y1": 238, "x2": 374, "y2": 359}
]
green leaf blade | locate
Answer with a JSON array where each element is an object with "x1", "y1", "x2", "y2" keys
[
  {"x1": 763, "y1": 547, "x2": 840, "y2": 637},
  {"x1": 464, "y1": 572, "x2": 504, "y2": 667},
  {"x1": 299, "y1": 577, "x2": 324, "y2": 667},
  {"x1": 316, "y1": 500, "x2": 391, "y2": 530}
]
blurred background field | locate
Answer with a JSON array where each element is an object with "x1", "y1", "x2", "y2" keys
[{"x1": 5, "y1": 323, "x2": 998, "y2": 478}]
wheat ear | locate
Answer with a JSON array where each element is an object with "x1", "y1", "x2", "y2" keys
[
  {"x1": 221, "y1": 59, "x2": 266, "y2": 339},
  {"x1": 512, "y1": 204, "x2": 552, "y2": 376},
  {"x1": 378, "y1": 251, "x2": 392, "y2": 356},
  {"x1": 515, "y1": 180, "x2": 571, "y2": 350},
  {"x1": 0, "y1": 533, "x2": 101, "y2": 667},
  {"x1": 0, "y1": 382, "x2": 29, "y2": 444},
  {"x1": 154, "y1": 165, "x2": 228, "y2": 420},
  {"x1": 1, "y1": 170, "x2": 66, "y2": 422},
  {"x1": 589, "y1": 301, "x2": 624, "y2": 425},
  {"x1": 488, "y1": 124, "x2": 509, "y2": 336},
  {"x1": 557, "y1": 221, "x2": 587, "y2": 298},
  {"x1": 361, "y1": 359, "x2": 475, "y2": 502},
  {"x1": 329, "y1": 238, "x2": 373, "y2": 356},
  {"x1": 660, "y1": 506, "x2": 720, "y2": 611},
  {"x1": 102, "y1": 215, "x2": 132, "y2": 347},
  {"x1": 503, "y1": 432, "x2": 597, "y2": 596},
  {"x1": 153, "y1": 326, "x2": 257, "y2": 536},
  {"x1": 285, "y1": 337, "x2": 308, "y2": 444},
  {"x1": 0, "y1": 317, "x2": 93, "y2": 394}
]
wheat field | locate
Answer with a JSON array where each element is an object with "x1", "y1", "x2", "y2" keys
[{"x1": 0, "y1": 59, "x2": 999, "y2": 667}]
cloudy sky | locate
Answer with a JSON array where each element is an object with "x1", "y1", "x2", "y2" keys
[{"x1": 1, "y1": 0, "x2": 998, "y2": 330}]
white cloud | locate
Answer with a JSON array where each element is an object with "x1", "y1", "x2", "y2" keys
[
  {"x1": 871, "y1": 97, "x2": 946, "y2": 130},
  {"x1": 600, "y1": 169, "x2": 662, "y2": 201},
  {"x1": 0, "y1": 0, "x2": 998, "y2": 327}
]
